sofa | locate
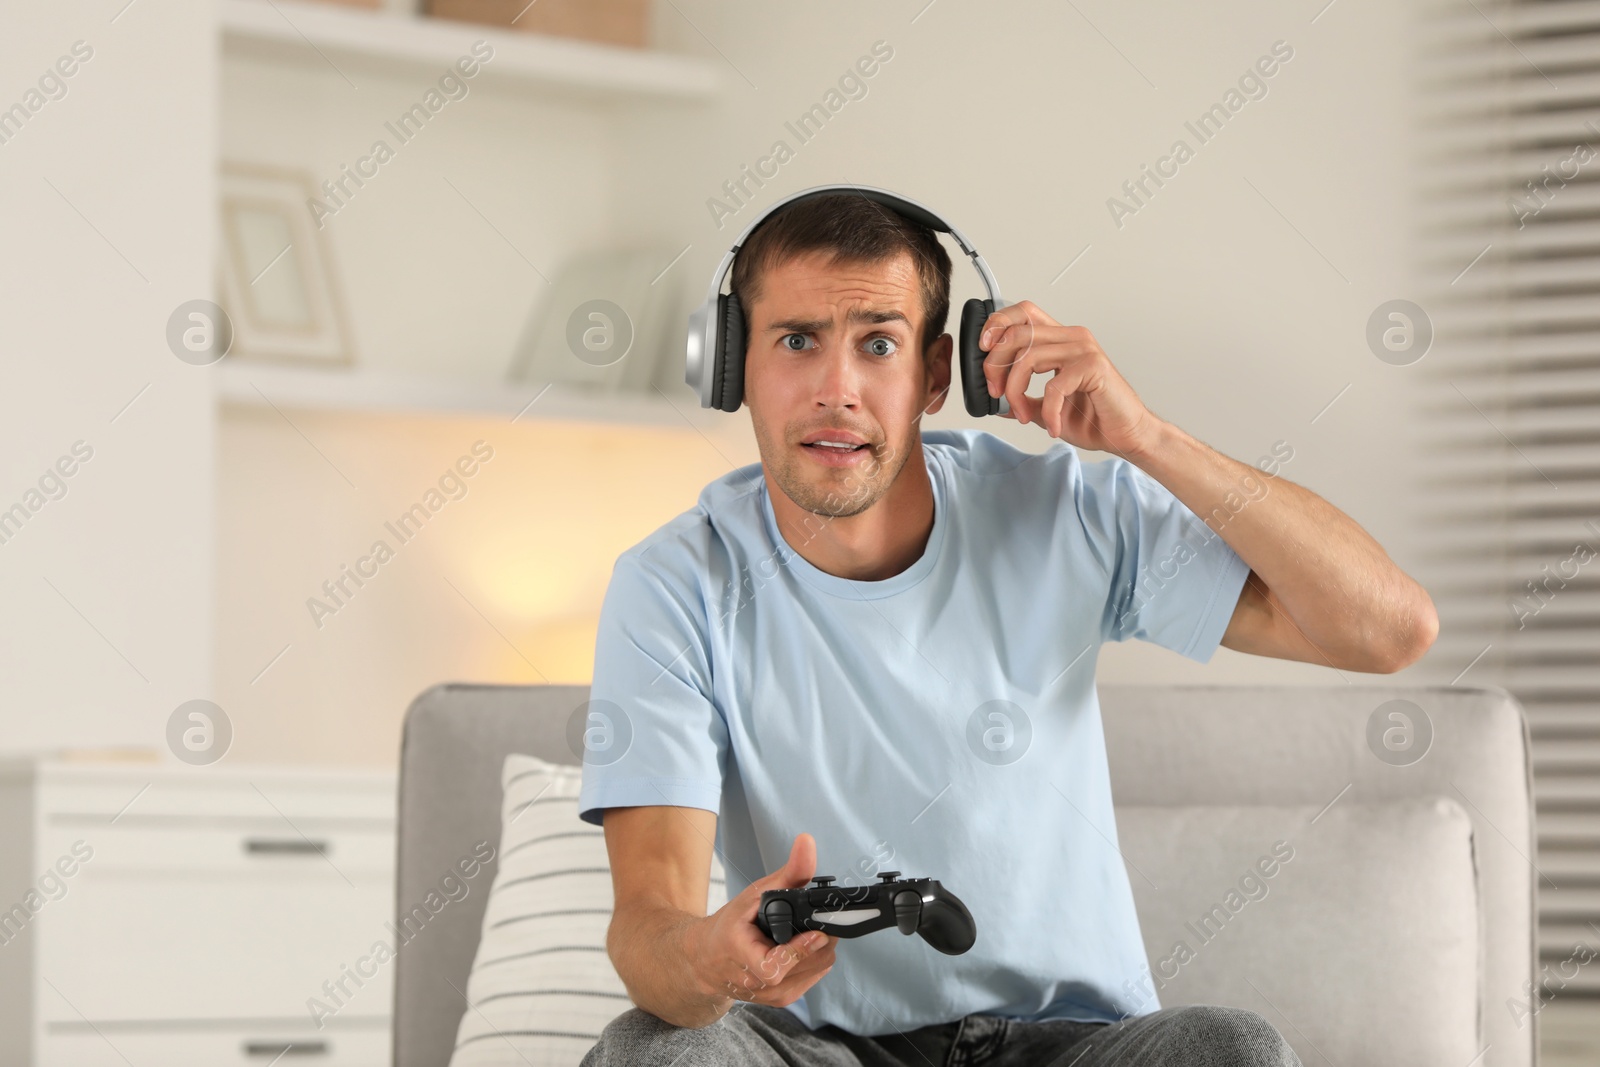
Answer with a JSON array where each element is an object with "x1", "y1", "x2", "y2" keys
[{"x1": 392, "y1": 682, "x2": 1535, "y2": 1067}]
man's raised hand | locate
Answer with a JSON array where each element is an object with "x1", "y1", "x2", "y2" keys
[{"x1": 979, "y1": 300, "x2": 1164, "y2": 459}]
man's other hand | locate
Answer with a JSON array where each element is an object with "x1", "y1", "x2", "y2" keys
[{"x1": 684, "y1": 832, "x2": 837, "y2": 1012}]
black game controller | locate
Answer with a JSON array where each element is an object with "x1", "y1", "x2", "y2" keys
[{"x1": 756, "y1": 872, "x2": 977, "y2": 955}]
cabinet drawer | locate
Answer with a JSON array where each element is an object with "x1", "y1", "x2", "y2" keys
[
  {"x1": 38, "y1": 825, "x2": 397, "y2": 1022},
  {"x1": 41, "y1": 822, "x2": 393, "y2": 876},
  {"x1": 40, "y1": 1024, "x2": 388, "y2": 1067}
]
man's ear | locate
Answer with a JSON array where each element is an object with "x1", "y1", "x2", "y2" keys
[{"x1": 922, "y1": 333, "x2": 954, "y2": 415}]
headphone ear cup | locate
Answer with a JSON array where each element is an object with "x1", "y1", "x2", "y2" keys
[
  {"x1": 715, "y1": 292, "x2": 747, "y2": 413},
  {"x1": 959, "y1": 297, "x2": 999, "y2": 417}
]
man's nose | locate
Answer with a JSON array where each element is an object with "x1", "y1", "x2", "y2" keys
[{"x1": 813, "y1": 342, "x2": 861, "y2": 407}]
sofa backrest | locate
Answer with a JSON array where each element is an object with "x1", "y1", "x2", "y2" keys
[
  {"x1": 1099, "y1": 683, "x2": 1532, "y2": 1066},
  {"x1": 395, "y1": 683, "x2": 586, "y2": 1067},
  {"x1": 393, "y1": 682, "x2": 1533, "y2": 1067}
]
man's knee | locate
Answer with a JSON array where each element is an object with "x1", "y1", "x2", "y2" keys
[
  {"x1": 1168, "y1": 1005, "x2": 1300, "y2": 1066},
  {"x1": 580, "y1": 1007, "x2": 728, "y2": 1067}
]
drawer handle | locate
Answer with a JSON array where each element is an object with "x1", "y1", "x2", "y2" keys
[
  {"x1": 242, "y1": 1039, "x2": 328, "y2": 1056},
  {"x1": 243, "y1": 838, "x2": 329, "y2": 856}
]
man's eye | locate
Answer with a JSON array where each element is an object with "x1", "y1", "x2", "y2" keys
[
  {"x1": 781, "y1": 333, "x2": 814, "y2": 351},
  {"x1": 865, "y1": 336, "x2": 898, "y2": 357}
]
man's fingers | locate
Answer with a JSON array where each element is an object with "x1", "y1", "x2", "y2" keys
[
  {"x1": 977, "y1": 304, "x2": 1030, "y2": 348},
  {"x1": 1000, "y1": 344, "x2": 1042, "y2": 425},
  {"x1": 987, "y1": 343, "x2": 1103, "y2": 428},
  {"x1": 1007, "y1": 393, "x2": 1042, "y2": 426},
  {"x1": 1041, "y1": 380, "x2": 1067, "y2": 438},
  {"x1": 723, "y1": 935, "x2": 835, "y2": 1006},
  {"x1": 721, "y1": 933, "x2": 830, "y2": 999},
  {"x1": 981, "y1": 321, "x2": 1036, "y2": 401},
  {"x1": 1041, "y1": 372, "x2": 1091, "y2": 440},
  {"x1": 759, "y1": 931, "x2": 833, "y2": 983},
  {"x1": 760, "y1": 931, "x2": 827, "y2": 974},
  {"x1": 977, "y1": 299, "x2": 1059, "y2": 351},
  {"x1": 983, "y1": 332, "x2": 1098, "y2": 417},
  {"x1": 733, "y1": 832, "x2": 820, "y2": 932},
  {"x1": 980, "y1": 326, "x2": 1035, "y2": 420},
  {"x1": 981, "y1": 310, "x2": 1082, "y2": 350},
  {"x1": 782, "y1": 938, "x2": 836, "y2": 982},
  {"x1": 734, "y1": 939, "x2": 800, "y2": 986},
  {"x1": 984, "y1": 332, "x2": 1097, "y2": 381},
  {"x1": 979, "y1": 307, "x2": 1033, "y2": 400},
  {"x1": 748, "y1": 832, "x2": 815, "y2": 895}
]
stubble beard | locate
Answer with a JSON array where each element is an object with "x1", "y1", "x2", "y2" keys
[{"x1": 762, "y1": 426, "x2": 911, "y2": 520}]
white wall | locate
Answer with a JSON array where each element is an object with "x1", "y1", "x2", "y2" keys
[{"x1": 0, "y1": 0, "x2": 215, "y2": 753}]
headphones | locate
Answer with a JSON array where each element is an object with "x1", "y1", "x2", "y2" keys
[{"x1": 685, "y1": 183, "x2": 1011, "y2": 418}]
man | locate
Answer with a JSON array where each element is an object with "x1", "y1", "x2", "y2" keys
[{"x1": 575, "y1": 192, "x2": 1438, "y2": 1066}]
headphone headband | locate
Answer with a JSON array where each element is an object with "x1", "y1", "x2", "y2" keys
[{"x1": 698, "y1": 184, "x2": 1002, "y2": 305}]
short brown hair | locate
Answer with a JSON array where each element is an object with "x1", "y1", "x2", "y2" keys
[{"x1": 729, "y1": 192, "x2": 953, "y2": 356}]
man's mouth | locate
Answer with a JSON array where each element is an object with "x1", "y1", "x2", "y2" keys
[{"x1": 799, "y1": 438, "x2": 872, "y2": 466}]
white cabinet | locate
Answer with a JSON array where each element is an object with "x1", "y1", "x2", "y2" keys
[{"x1": 0, "y1": 760, "x2": 396, "y2": 1067}]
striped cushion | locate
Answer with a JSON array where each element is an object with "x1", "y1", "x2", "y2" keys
[{"x1": 447, "y1": 754, "x2": 727, "y2": 1066}]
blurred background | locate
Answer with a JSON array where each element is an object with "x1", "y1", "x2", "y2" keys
[{"x1": 1, "y1": 0, "x2": 1596, "y2": 1063}]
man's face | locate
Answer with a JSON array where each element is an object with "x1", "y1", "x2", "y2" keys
[{"x1": 742, "y1": 249, "x2": 951, "y2": 518}]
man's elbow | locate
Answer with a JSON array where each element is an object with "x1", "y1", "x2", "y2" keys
[{"x1": 1366, "y1": 591, "x2": 1440, "y2": 674}]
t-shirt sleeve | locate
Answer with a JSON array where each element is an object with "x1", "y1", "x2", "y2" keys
[
  {"x1": 1071, "y1": 454, "x2": 1252, "y2": 664},
  {"x1": 576, "y1": 549, "x2": 728, "y2": 826}
]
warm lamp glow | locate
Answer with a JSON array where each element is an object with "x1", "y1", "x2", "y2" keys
[
  {"x1": 485, "y1": 614, "x2": 600, "y2": 684},
  {"x1": 461, "y1": 550, "x2": 596, "y2": 618}
]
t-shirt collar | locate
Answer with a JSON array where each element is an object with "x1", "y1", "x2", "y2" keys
[{"x1": 756, "y1": 445, "x2": 946, "y2": 600}]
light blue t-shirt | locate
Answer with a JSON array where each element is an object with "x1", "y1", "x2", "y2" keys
[{"x1": 577, "y1": 428, "x2": 1251, "y2": 1037}]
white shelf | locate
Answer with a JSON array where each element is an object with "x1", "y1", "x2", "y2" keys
[
  {"x1": 214, "y1": 361, "x2": 713, "y2": 428},
  {"x1": 219, "y1": 0, "x2": 720, "y2": 100}
]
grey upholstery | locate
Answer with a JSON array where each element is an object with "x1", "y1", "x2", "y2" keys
[
  {"x1": 393, "y1": 682, "x2": 1534, "y2": 1067},
  {"x1": 393, "y1": 682, "x2": 588, "y2": 1067}
]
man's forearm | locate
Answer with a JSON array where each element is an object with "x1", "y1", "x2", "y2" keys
[
  {"x1": 608, "y1": 900, "x2": 727, "y2": 1029},
  {"x1": 1125, "y1": 419, "x2": 1436, "y2": 670}
]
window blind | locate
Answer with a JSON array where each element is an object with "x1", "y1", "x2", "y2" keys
[{"x1": 1420, "y1": 0, "x2": 1600, "y2": 992}]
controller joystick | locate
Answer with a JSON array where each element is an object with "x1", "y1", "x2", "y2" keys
[{"x1": 756, "y1": 873, "x2": 976, "y2": 955}]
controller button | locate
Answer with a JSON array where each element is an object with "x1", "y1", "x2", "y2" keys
[
  {"x1": 893, "y1": 889, "x2": 921, "y2": 936},
  {"x1": 811, "y1": 876, "x2": 836, "y2": 887},
  {"x1": 764, "y1": 899, "x2": 796, "y2": 944},
  {"x1": 877, "y1": 871, "x2": 902, "y2": 882}
]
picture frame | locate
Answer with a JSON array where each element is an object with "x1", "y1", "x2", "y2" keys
[{"x1": 217, "y1": 162, "x2": 354, "y2": 367}]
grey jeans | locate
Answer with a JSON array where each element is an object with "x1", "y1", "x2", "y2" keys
[{"x1": 579, "y1": 1001, "x2": 1303, "y2": 1067}]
